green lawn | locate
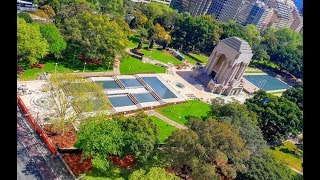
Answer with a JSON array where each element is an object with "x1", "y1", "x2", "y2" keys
[
  {"x1": 139, "y1": 49, "x2": 184, "y2": 66},
  {"x1": 156, "y1": 100, "x2": 211, "y2": 125},
  {"x1": 269, "y1": 141, "x2": 303, "y2": 172},
  {"x1": 252, "y1": 59, "x2": 280, "y2": 69},
  {"x1": 120, "y1": 56, "x2": 166, "y2": 74},
  {"x1": 189, "y1": 53, "x2": 208, "y2": 63},
  {"x1": 127, "y1": 36, "x2": 160, "y2": 49},
  {"x1": 149, "y1": 116, "x2": 178, "y2": 143},
  {"x1": 85, "y1": 168, "x2": 130, "y2": 180},
  {"x1": 179, "y1": 52, "x2": 208, "y2": 65},
  {"x1": 18, "y1": 59, "x2": 112, "y2": 81},
  {"x1": 127, "y1": 36, "x2": 140, "y2": 48}
]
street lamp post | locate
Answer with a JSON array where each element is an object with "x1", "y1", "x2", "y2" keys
[
  {"x1": 107, "y1": 61, "x2": 111, "y2": 71},
  {"x1": 55, "y1": 63, "x2": 57, "y2": 73},
  {"x1": 83, "y1": 62, "x2": 86, "y2": 72}
]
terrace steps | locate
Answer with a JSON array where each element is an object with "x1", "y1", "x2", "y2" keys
[
  {"x1": 134, "y1": 75, "x2": 165, "y2": 105},
  {"x1": 112, "y1": 76, "x2": 126, "y2": 89},
  {"x1": 127, "y1": 94, "x2": 142, "y2": 109}
]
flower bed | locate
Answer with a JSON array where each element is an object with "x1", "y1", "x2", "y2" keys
[
  {"x1": 62, "y1": 152, "x2": 93, "y2": 176},
  {"x1": 43, "y1": 124, "x2": 77, "y2": 148}
]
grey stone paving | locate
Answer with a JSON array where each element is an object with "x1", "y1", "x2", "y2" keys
[{"x1": 17, "y1": 105, "x2": 74, "y2": 180}]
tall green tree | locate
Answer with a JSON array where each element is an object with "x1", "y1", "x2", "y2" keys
[
  {"x1": 17, "y1": 12, "x2": 33, "y2": 23},
  {"x1": 114, "y1": 112, "x2": 159, "y2": 163},
  {"x1": 75, "y1": 117, "x2": 125, "y2": 172},
  {"x1": 140, "y1": 2, "x2": 174, "y2": 22},
  {"x1": 44, "y1": 73, "x2": 111, "y2": 135},
  {"x1": 261, "y1": 27, "x2": 303, "y2": 78},
  {"x1": 39, "y1": 24, "x2": 67, "y2": 58},
  {"x1": 236, "y1": 154, "x2": 302, "y2": 180},
  {"x1": 129, "y1": 167, "x2": 179, "y2": 180},
  {"x1": 243, "y1": 24, "x2": 260, "y2": 46},
  {"x1": 221, "y1": 21, "x2": 260, "y2": 47},
  {"x1": 75, "y1": 112, "x2": 159, "y2": 172},
  {"x1": 221, "y1": 20, "x2": 244, "y2": 39},
  {"x1": 129, "y1": 10, "x2": 148, "y2": 29},
  {"x1": 245, "y1": 90, "x2": 303, "y2": 146},
  {"x1": 17, "y1": 18, "x2": 49, "y2": 66},
  {"x1": 282, "y1": 83, "x2": 303, "y2": 110},
  {"x1": 161, "y1": 118, "x2": 249, "y2": 179},
  {"x1": 88, "y1": 0, "x2": 125, "y2": 16},
  {"x1": 211, "y1": 102, "x2": 269, "y2": 156},
  {"x1": 61, "y1": 10, "x2": 130, "y2": 66},
  {"x1": 170, "y1": 13, "x2": 222, "y2": 54}
]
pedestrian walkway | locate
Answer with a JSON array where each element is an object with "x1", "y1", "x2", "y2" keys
[
  {"x1": 17, "y1": 105, "x2": 74, "y2": 180},
  {"x1": 145, "y1": 110, "x2": 188, "y2": 130}
]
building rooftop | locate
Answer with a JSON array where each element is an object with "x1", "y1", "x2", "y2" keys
[{"x1": 221, "y1": 36, "x2": 252, "y2": 53}]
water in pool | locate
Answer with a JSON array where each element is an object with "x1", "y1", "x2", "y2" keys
[
  {"x1": 108, "y1": 95, "x2": 134, "y2": 107},
  {"x1": 119, "y1": 78, "x2": 143, "y2": 87},
  {"x1": 133, "y1": 93, "x2": 157, "y2": 103},
  {"x1": 96, "y1": 80, "x2": 120, "y2": 89},
  {"x1": 243, "y1": 75, "x2": 290, "y2": 91},
  {"x1": 141, "y1": 77, "x2": 177, "y2": 99}
]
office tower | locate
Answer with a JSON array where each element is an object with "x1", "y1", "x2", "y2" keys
[{"x1": 290, "y1": 8, "x2": 303, "y2": 32}]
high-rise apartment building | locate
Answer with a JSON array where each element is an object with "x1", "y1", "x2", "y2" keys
[
  {"x1": 170, "y1": 0, "x2": 302, "y2": 32},
  {"x1": 293, "y1": 0, "x2": 303, "y2": 15},
  {"x1": 207, "y1": 0, "x2": 227, "y2": 19},
  {"x1": 132, "y1": 0, "x2": 171, "y2": 5},
  {"x1": 170, "y1": 0, "x2": 213, "y2": 16},
  {"x1": 290, "y1": 8, "x2": 303, "y2": 32},
  {"x1": 218, "y1": 0, "x2": 243, "y2": 22},
  {"x1": 236, "y1": 0, "x2": 254, "y2": 24},
  {"x1": 271, "y1": 0, "x2": 295, "y2": 28}
]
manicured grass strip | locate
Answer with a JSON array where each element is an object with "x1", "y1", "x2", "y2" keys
[
  {"x1": 269, "y1": 141, "x2": 303, "y2": 172},
  {"x1": 252, "y1": 59, "x2": 280, "y2": 69},
  {"x1": 120, "y1": 56, "x2": 166, "y2": 74},
  {"x1": 179, "y1": 52, "x2": 208, "y2": 64},
  {"x1": 156, "y1": 100, "x2": 211, "y2": 125},
  {"x1": 18, "y1": 58, "x2": 111, "y2": 81},
  {"x1": 149, "y1": 115, "x2": 178, "y2": 143},
  {"x1": 18, "y1": 62, "x2": 75, "y2": 81},
  {"x1": 139, "y1": 49, "x2": 184, "y2": 66},
  {"x1": 127, "y1": 36, "x2": 161, "y2": 49},
  {"x1": 188, "y1": 53, "x2": 208, "y2": 63}
]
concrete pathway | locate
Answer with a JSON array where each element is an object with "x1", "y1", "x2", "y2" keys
[
  {"x1": 145, "y1": 110, "x2": 188, "y2": 130},
  {"x1": 17, "y1": 105, "x2": 74, "y2": 180},
  {"x1": 284, "y1": 164, "x2": 303, "y2": 175}
]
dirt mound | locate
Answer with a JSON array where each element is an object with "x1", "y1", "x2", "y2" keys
[
  {"x1": 109, "y1": 155, "x2": 136, "y2": 168},
  {"x1": 62, "y1": 152, "x2": 92, "y2": 176},
  {"x1": 43, "y1": 125, "x2": 77, "y2": 148}
]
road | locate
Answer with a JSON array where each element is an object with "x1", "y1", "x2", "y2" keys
[{"x1": 17, "y1": 105, "x2": 74, "y2": 180}]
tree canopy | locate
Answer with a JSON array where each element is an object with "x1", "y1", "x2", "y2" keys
[
  {"x1": 282, "y1": 83, "x2": 303, "y2": 110},
  {"x1": 170, "y1": 14, "x2": 222, "y2": 54},
  {"x1": 39, "y1": 24, "x2": 67, "y2": 58},
  {"x1": 44, "y1": 73, "x2": 111, "y2": 135},
  {"x1": 17, "y1": 18, "x2": 49, "y2": 65},
  {"x1": 236, "y1": 154, "x2": 301, "y2": 180},
  {"x1": 261, "y1": 27, "x2": 303, "y2": 78},
  {"x1": 221, "y1": 21, "x2": 260, "y2": 47},
  {"x1": 245, "y1": 90, "x2": 303, "y2": 146},
  {"x1": 161, "y1": 118, "x2": 249, "y2": 179},
  {"x1": 113, "y1": 113, "x2": 159, "y2": 163},
  {"x1": 129, "y1": 167, "x2": 179, "y2": 180},
  {"x1": 75, "y1": 112, "x2": 159, "y2": 172},
  {"x1": 211, "y1": 102, "x2": 268, "y2": 156},
  {"x1": 17, "y1": 12, "x2": 33, "y2": 23},
  {"x1": 60, "y1": 10, "x2": 130, "y2": 65}
]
